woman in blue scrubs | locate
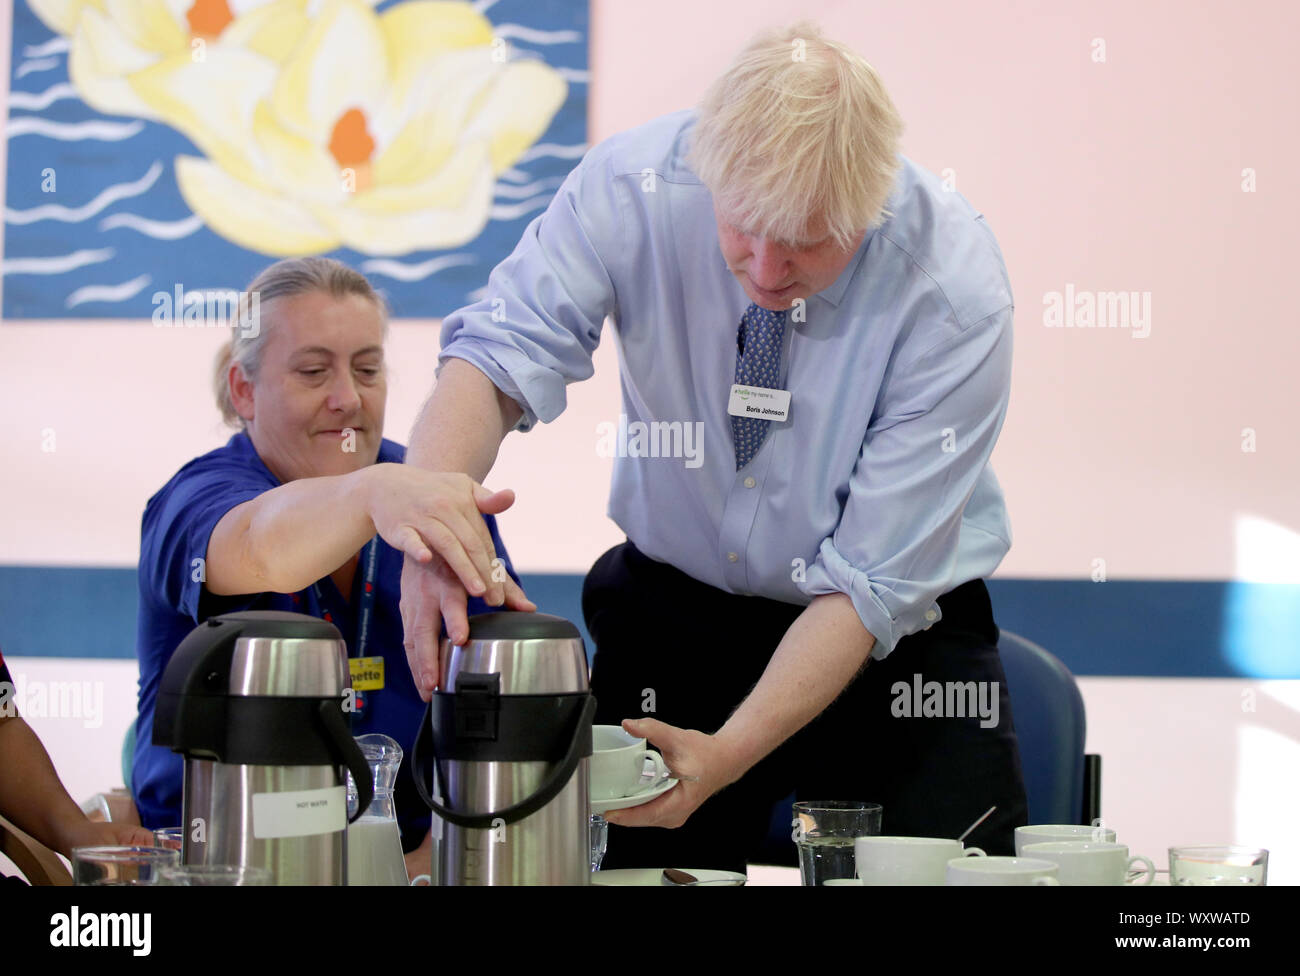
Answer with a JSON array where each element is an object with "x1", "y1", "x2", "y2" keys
[{"x1": 132, "y1": 258, "x2": 533, "y2": 875}]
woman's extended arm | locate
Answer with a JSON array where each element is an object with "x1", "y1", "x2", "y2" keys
[{"x1": 204, "y1": 463, "x2": 521, "y2": 601}]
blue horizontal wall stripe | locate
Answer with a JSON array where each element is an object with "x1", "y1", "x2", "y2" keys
[{"x1": 0, "y1": 566, "x2": 1295, "y2": 678}]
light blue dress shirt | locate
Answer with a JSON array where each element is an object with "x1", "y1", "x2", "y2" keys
[{"x1": 439, "y1": 109, "x2": 1014, "y2": 658}]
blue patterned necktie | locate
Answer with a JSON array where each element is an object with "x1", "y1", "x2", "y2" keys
[{"x1": 731, "y1": 303, "x2": 787, "y2": 469}]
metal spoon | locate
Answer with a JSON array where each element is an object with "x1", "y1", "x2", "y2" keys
[{"x1": 957, "y1": 805, "x2": 996, "y2": 843}]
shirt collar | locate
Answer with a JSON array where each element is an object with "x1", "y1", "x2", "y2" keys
[
  {"x1": 229, "y1": 429, "x2": 404, "y2": 477},
  {"x1": 810, "y1": 165, "x2": 903, "y2": 310},
  {"x1": 811, "y1": 227, "x2": 876, "y2": 310}
]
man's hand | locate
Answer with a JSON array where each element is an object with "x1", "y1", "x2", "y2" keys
[
  {"x1": 601, "y1": 718, "x2": 745, "y2": 829},
  {"x1": 400, "y1": 552, "x2": 536, "y2": 701}
]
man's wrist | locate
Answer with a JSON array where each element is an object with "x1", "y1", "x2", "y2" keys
[{"x1": 712, "y1": 722, "x2": 768, "y2": 788}]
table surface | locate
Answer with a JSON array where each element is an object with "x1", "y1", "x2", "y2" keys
[{"x1": 701, "y1": 865, "x2": 1176, "y2": 886}]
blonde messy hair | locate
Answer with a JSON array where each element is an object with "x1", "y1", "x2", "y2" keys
[
  {"x1": 213, "y1": 257, "x2": 388, "y2": 428},
  {"x1": 688, "y1": 21, "x2": 905, "y2": 250}
]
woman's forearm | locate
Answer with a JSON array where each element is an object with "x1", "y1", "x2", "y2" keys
[
  {"x1": 204, "y1": 466, "x2": 380, "y2": 596},
  {"x1": 0, "y1": 717, "x2": 95, "y2": 856}
]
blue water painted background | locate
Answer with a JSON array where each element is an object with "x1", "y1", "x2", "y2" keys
[{"x1": 3, "y1": 0, "x2": 589, "y2": 319}]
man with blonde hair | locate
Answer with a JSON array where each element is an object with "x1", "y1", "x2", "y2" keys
[{"x1": 402, "y1": 22, "x2": 1027, "y2": 870}]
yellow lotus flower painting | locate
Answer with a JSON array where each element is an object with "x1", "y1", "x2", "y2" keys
[
  {"x1": 4, "y1": 0, "x2": 588, "y2": 317},
  {"x1": 29, "y1": 0, "x2": 325, "y2": 121}
]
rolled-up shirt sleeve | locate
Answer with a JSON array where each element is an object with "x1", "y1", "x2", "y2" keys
[
  {"x1": 438, "y1": 146, "x2": 624, "y2": 432},
  {"x1": 802, "y1": 304, "x2": 1013, "y2": 658}
]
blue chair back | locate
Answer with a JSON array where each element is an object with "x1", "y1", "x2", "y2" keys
[{"x1": 997, "y1": 630, "x2": 1087, "y2": 825}]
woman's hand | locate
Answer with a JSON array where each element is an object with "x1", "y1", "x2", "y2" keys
[
  {"x1": 365, "y1": 464, "x2": 516, "y2": 605},
  {"x1": 55, "y1": 818, "x2": 156, "y2": 858}
]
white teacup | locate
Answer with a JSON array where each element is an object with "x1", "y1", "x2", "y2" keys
[
  {"x1": 1015, "y1": 824, "x2": 1116, "y2": 856},
  {"x1": 590, "y1": 725, "x2": 670, "y2": 801},
  {"x1": 855, "y1": 836, "x2": 987, "y2": 886},
  {"x1": 946, "y1": 856, "x2": 1060, "y2": 886},
  {"x1": 1021, "y1": 841, "x2": 1155, "y2": 886}
]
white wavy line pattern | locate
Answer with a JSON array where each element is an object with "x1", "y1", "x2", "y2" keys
[
  {"x1": 15, "y1": 58, "x2": 60, "y2": 79},
  {"x1": 488, "y1": 194, "x2": 554, "y2": 221},
  {"x1": 6, "y1": 162, "x2": 163, "y2": 225},
  {"x1": 8, "y1": 82, "x2": 78, "y2": 110},
  {"x1": 493, "y1": 176, "x2": 564, "y2": 199},
  {"x1": 99, "y1": 212, "x2": 204, "y2": 240},
  {"x1": 65, "y1": 275, "x2": 152, "y2": 308},
  {"x1": 494, "y1": 24, "x2": 581, "y2": 44},
  {"x1": 6, "y1": 117, "x2": 145, "y2": 141},
  {"x1": 360, "y1": 254, "x2": 477, "y2": 283},
  {"x1": 471, "y1": 0, "x2": 502, "y2": 14},
  {"x1": 516, "y1": 142, "x2": 588, "y2": 164},
  {"x1": 23, "y1": 38, "x2": 70, "y2": 57},
  {"x1": 2, "y1": 248, "x2": 114, "y2": 275},
  {"x1": 498, "y1": 167, "x2": 530, "y2": 183},
  {"x1": 556, "y1": 67, "x2": 590, "y2": 84}
]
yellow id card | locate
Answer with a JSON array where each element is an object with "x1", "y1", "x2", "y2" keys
[{"x1": 349, "y1": 656, "x2": 385, "y2": 691}]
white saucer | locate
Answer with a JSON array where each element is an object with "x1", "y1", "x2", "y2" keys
[
  {"x1": 591, "y1": 868, "x2": 748, "y2": 886},
  {"x1": 590, "y1": 777, "x2": 677, "y2": 815}
]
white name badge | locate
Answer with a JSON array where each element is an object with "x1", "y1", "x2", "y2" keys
[{"x1": 727, "y1": 384, "x2": 791, "y2": 422}]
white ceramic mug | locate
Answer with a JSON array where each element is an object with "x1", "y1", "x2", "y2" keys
[
  {"x1": 946, "y1": 856, "x2": 1060, "y2": 886},
  {"x1": 590, "y1": 725, "x2": 670, "y2": 800},
  {"x1": 1015, "y1": 824, "x2": 1116, "y2": 856},
  {"x1": 855, "y1": 836, "x2": 987, "y2": 886},
  {"x1": 1021, "y1": 841, "x2": 1155, "y2": 885}
]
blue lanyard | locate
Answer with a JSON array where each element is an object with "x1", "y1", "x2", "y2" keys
[{"x1": 310, "y1": 537, "x2": 379, "y2": 659}]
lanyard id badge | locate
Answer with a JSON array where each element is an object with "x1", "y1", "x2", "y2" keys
[{"x1": 311, "y1": 537, "x2": 382, "y2": 720}]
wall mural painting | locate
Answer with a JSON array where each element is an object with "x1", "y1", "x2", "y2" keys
[{"x1": 3, "y1": 0, "x2": 589, "y2": 319}]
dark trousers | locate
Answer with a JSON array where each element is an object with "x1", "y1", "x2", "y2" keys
[{"x1": 583, "y1": 541, "x2": 1029, "y2": 872}]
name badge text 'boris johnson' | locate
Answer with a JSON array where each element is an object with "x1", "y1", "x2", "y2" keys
[{"x1": 727, "y1": 385, "x2": 791, "y2": 422}]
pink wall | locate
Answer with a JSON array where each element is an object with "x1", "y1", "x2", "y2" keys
[{"x1": 3, "y1": 0, "x2": 1297, "y2": 579}]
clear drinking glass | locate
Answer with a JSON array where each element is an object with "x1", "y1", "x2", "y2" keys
[
  {"x1": 72, "y1": 846, "x2": 180, "y2": 885},
  {"x1": 1169, "y1": 846, "x2": 1268, "y2": 885},
  {"x1": 792, "y1": 800, "x2": 883, "y2": 886},
  {"x1": 590, "y1": 814, "x2": 608, "y2": 872},
  {"x1": 153, "y1": 826, "x2": 184, "y2": 852},
  {"x1": 158, "y1": 865, "x2": 272, "y2": 886}
]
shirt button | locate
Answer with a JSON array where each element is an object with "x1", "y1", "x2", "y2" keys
[
  {"x1": 727, "y1": 552, "x2": 739, "y2": 563},
  {"x1": 924, "y1": 609, "x2": 938, "y2": 622},
  {"x1": 743, "y1": 476, "x2": 756, "y2": 489}
]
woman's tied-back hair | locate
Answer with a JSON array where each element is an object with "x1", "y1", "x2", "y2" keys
[
  {"x1": 688, "y1": 21, "x2": 905, "y2": 251},
  {"x1": 213, "y1": 257, "x2": 389, "y2": 428}
]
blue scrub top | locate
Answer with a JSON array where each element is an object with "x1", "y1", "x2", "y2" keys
[{"x1": 132, "y1": 431, "x2": 521, "y2": 850}]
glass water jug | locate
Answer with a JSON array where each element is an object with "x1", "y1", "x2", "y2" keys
[{"x1": 347, "y1": 733, "x2": 408, "y2": 886}]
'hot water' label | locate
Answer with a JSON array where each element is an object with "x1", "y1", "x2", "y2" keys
[{"x1": 252, "y1": 786, "x2": 346, "y2": 839}]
